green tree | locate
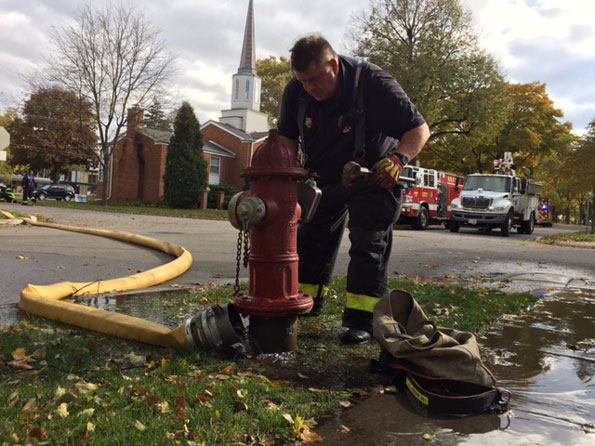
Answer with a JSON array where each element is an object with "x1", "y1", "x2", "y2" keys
[
  {"x1": 163, "y1": 102, "x2": 207, "y2": 208},
  {"x1": 349, "y1": 0, "x2": 507, "y2": 174},
  {"x1": 574, "y1": 118, "x2": 595, "y2": 232},
  {"x1": 493, "y1": 82, "x2": 574, "y2": 176},
  {"x1": 8, "y1": 88, "x2": 96, "y2": 183},
  {"x1": 256, "y1": 56, "x2": 293, "y2": 126},
  {"x1": 144, "y1": 97, "x2": 172, "y2": 131}
]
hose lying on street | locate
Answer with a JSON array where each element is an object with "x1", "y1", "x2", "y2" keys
[{"x1": 1, "y1": 210, "x2": 191, "y2": 348}]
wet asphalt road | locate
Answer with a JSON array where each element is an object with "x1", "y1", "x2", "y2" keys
[{"x1": 1, "y1": 202, "x2": 594, "y2": 322}]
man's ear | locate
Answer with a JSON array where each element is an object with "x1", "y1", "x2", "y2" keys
[{"x1": 330, "y1": 57, "x2": 339, "y2": 75}]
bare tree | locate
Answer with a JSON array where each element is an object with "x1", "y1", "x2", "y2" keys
[{"x1": 46, "y1": 3, "x2": 176, "y2": 204}]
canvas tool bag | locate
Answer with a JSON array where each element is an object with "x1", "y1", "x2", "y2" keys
[{"x1": 372, "y1": 289, "x2": 510, "y2": 415}]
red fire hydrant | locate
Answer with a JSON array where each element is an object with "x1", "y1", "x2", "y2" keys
[{"x1": 228, "y1": 129, "x2": 313, "y2": 352}]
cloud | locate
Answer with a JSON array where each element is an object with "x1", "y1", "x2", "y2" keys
[
  {"x1": 463, "y1": 0, "x2": 595, "y2": 132},
  {"x1": 1, "y1": 0, "x2": 594, "y2": 132}
]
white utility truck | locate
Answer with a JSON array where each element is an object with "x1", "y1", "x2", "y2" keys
[{"x1": 448, "y1": 153, "x2": 543, "y2": 236}]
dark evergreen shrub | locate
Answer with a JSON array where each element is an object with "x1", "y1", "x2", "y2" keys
[
  {"x1": 163, "y1": 102, "x2": 208, "y2": 208},
  {"x1": 207, "y1": 183, "x2": 236, "y2": 209}
]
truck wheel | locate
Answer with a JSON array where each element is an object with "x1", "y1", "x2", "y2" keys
[
  {"x1": 522, "y1": 213, "x2": 535, "y2": 235},
  {"x1": 449, "y1": 221, "x2": 460, "y2": 232},
  {"x1": 37, "y1": 193, "x2": 47, "y2": 201},
  {"x1": 501, "y1": 211, "x2": 513, "y2": 237},
  {"x1": 412, "y1": 207, "x2": 429, "y2": 230}
]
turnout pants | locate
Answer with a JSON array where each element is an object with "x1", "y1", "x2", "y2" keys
[{"x1": 298, "y1": 179, "x2": 402, "y2": 332}]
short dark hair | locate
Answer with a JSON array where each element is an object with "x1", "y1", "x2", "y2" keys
[{"x1": 290, "y1": 33, "x2": 337, "y2": 72}]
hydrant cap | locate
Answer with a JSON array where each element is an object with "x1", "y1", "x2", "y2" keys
[{"x1": 251, "y1": 129, "x2": 296, "y2": 169}]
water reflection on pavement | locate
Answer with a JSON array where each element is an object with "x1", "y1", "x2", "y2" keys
[{"x1": 316, "y1": 289, "x2": 595, "y2": 446}]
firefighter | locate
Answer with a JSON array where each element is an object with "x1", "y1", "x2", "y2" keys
[
  {"x1": 278, "y1": 34, "x2": 429, "y2": 344},
  {"x1": 21, "y1": 169, "x2": 36, "y2": 205}
]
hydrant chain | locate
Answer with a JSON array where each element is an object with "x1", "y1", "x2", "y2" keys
[
  {"x1": 234, "y1": 230, "x2": 243, "y2": 295},
  {"x1": 243, "y1": 230, "x2": 250, "y2": 268}
]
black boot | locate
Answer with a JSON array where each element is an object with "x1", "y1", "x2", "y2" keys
[{"x1": 340, "y1": 328, "x2": 371, "y2": 345}]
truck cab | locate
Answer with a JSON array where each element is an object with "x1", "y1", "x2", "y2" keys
[
  {"x1": 399, "y1": 166, "x2": 464, "y2": 230},
  {"x1": 449, "y1": 173, "x2": 540, "y2": 236}
]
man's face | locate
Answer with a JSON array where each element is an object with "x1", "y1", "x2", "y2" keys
[{"x1": 295, "y1": 57, "x2": 340, "y2": 102}]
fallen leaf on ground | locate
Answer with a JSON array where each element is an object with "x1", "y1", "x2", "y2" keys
[
  {"x1": 7, "y1": 360, "x2": 33, "y2": 370},
  {"x1": 32, "y1": 347, "x2": 46, "y2": 359},
  {"x1": 338, "y1": 424, "x2": 351, "y2": 433},
  {"x1": 125, "y1": 352, "x2": 145, "y2": 365},
  {"x1": 134, "y1": 420, "x2": 145, "y2": 431},
  {"x1": 27, "y1": 427, "x2": 45, "y2": 441},
  {"x1": 300, "y1": 430, "x2": 324, "y2": 443},
  {"x1": 292, "y1": 416, "x2": 304, "y2": 436},
  {"x1": 157, "y1": 401, "x2": 170, "y2": 413},
  {"x1": 349, "y1": 388, "x2": 369, "y2": 397},
  {"x1": 75, "y1": 382, "x2": 98, "y2": 395},
  {"x1": 22, "y1": 398, "x2": 38, "y2": 412},
  {"x1": 56, "y1": 403, "x2": 69, "y2": 418},
  {"x1": 282, "y1": 413, "x2": 294, "y2": 424},
  {"x1": 12, "y1": 348, "x2": 27, "y2": 360},
  {"x1": 422, "y1": 433, "x2": 437, "y2": 442}
]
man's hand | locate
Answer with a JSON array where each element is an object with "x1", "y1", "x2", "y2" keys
[{"x1": 370, "y1": 153, "x2": 405, "y2": 189}]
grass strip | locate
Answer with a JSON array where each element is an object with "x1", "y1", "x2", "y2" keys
[
  {"x1": 539, "y1": 231, "x2": 595, "y2": 244},
  {"x1": 0, "y1": 278, "x2": 537, "y2": 445},
  {"x1": 33, "y1": 200, "x2": 228, "y2": 221}
]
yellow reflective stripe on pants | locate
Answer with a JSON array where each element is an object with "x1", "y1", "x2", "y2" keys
[
  {"x1": 298, "y1": 283, "x2": 328, "y2": 299},
  {"x1": 345, "y1": 292, "x2": 379, "y2": 314}
]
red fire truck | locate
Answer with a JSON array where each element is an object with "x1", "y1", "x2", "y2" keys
[
  {"x1": 537, "y1": 197, "x2": 554, "y2": 227},
  {"x1": 398, "y1": 166, "x2": 465, "y2": 230}
]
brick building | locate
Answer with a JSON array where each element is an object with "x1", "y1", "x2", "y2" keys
[{"x1": 106, "y1": 0, "x2": 270, "y2": 202}]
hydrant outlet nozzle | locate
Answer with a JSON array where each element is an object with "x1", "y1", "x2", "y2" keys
[{"x1": 228, "y1": 192, "x2": 266, "y2": 230}]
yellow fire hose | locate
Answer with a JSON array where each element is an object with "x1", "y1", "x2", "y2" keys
[{"x1": 1, "y1": 210, "x2": 191, "y2": 348}]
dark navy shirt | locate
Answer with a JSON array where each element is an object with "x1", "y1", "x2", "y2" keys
[{"x1": 278, "y1": 55, "x2": 425, "y2": 182}]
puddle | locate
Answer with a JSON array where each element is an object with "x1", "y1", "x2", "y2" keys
[
  {"x1": 314, "y1": 289, "x2": 595, "y2": 445},
  {"x1": 74, "y1": 289, "x2": 203, "y2": 329}
]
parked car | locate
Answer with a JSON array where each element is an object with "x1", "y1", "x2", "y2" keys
[{"x1": 34, "y1": 184, "x2": 75, "y2": 201}]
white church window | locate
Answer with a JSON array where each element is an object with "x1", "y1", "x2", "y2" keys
[
  {"x1": 245, "y1": 79, "x2": 250, "y2": 100},
  {"x1": 254, "y1": 80, "x2": 260, "y2": 105},
  {"x1": 235, "y1": 79, "x2": 239, "y2": 100}
]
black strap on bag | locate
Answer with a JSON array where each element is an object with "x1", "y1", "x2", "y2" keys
[
  {"x1": 297, "y1": 60, "x2": 368, "y2": 168},
  {"x1": 370, "y1": 354, "x2": 511, "y2": 416}
]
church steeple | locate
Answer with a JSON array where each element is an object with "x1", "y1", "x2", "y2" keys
[
  {"x1": 238, "y1": 0, "x2": 256, "y2": 75},
  {"x1": 229, "y1": 0, "x2": 260, "y2": 112},
  {"x1": 219, "y1": 0, "x2": 268, "y2": 133}
]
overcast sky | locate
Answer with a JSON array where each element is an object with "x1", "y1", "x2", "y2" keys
[{"x1": 1, "y1": 0, "x2": 594, "y2": 135}]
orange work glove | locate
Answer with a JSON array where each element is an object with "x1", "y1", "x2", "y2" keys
[{"x1": 370, "y1": 153, "x2": 405, "y2": 189}]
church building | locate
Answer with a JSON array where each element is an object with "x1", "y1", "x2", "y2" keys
[{"x1": 107, "y1": 0, "x2": 269, "y2": 202}]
